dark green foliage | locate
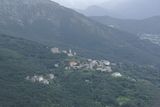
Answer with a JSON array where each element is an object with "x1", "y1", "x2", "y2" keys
[
  {"x1": 112, "y1": 63, "x2": 160, "y2": 87},
  {"x1": 0, "y1": 34, "x2": 159, "y2": 107},
  {"x1": 0, "y1": 1, "x2": 159, "y2": 106}
]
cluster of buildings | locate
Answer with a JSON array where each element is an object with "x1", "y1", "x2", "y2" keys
[
  {"x1": 68, "y1": 59, "x2": 112, "y2": 72},
  {"x1": 139, "y1": 33, "x2": 160, "y2": 46},
  {"x1": 51, "y1": 47, "x2": 77, "y2": 57},
  {"x1": 50, "y1": 47, "x2": 124, "y2": 78},
  {"x1": 25, "y1": 74, "x2": 55, "y2": 85},
  {"x1": 24, "y1": 47, "x2": 128, "y2": 86},
  {"x1": 50, "y1": 47, "x2": 113, "y2": 72}
]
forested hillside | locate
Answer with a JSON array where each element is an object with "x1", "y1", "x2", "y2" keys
[
  {"x1": 0, "y1": 34, "x2": 159, "y2": 107},
  {"x1": 1, "y1": 0, "x2": 160, "y2": 65}
]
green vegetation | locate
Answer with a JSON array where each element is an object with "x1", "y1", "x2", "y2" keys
[
  {"x1": 117, "y1": 96, "x2": 131, "y2": 106},
  {"x1": 0, "y1": 1, "x2": 159, "y2": 107},
  {"x1": 0, "y1": 34, "x2": 159, "y2": 107},
  {"x1": 1, "y1": 0, "x2": 160, "y2": 66},
  {"x1": 112, "y1": 63, "x2": 160, "y2": 87}
]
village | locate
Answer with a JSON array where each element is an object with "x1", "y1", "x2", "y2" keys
[
  {"x1": 24, "y1": 46, "x2": 144, "y2": 86},
  {"x1": 26, "y1": 74, "x2": 55, "y2": 85},
  {"x1": 25, "y1": 47, "x2": 123, "y2": 85},
  {"x1": 68, "y1": 59, "x2": 112, "y2": 72},
  {"x1": 51, "y1": 47, "x2": 113, "y2": 72}
]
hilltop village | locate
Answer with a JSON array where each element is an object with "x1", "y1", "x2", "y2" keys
[
  {"x1": 51, "y1": 47, "x2": 113, "y2": 72},
  {"x1": 26, "y1": 47, "x2": 123, "y2": 85}
]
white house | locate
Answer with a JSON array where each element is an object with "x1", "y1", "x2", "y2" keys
[
  {"x1": 51, "y1": 47, "x2": 60, "y2": 54},
  {"x1": 102, "y1": 60, "x2": 111, "y2": 66},
  {"x1": 112, "y1": 72, "x2": 122, "y2": 77}
]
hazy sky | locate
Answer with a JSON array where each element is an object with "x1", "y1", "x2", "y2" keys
[
  {"x1": 52, "y1": 0, "x2": 159, "y2": 10},
  {"x1": 52, "y1": 0, "x2": 160, "y2": 19},
  {"x1": 52, "y1": 0, "x2": 128, "y2": 9}
]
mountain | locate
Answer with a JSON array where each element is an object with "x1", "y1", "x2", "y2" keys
[
  {"x1": 0, "y1": 33, "x2": 160, "y2": 107},
  {"x1": 1, "y1": 0, "x2": 160, "y2": 65},
  {"x1": 91, "y1": 16, "x2": 160, "y2": 46},
  {"x1": 76, "y1": 5, "x2": 109, "y2": 16},
  {"x1": 79, "y1": 0, "x2": 160, "y2": 19},
  {"x1": 1, "y1": 1, "x2": 160, "y2": 106},
  {"x1": 91, "y1": 16, "x2": 160, "y2": 34}
]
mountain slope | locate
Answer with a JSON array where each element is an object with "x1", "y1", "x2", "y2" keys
[
  {"x1": 91, "y1": 15, "x2": 160, "y2": 47},
  {"x1": 79, "y1": 0, "x2": 160, "y2": 19},
  {"x1": 76, "y1": 5, "x2": 109, "y2": 16},
  {"x1": 1, "y1": 0, "x2": 160, "y2": 65},
  {"x1": 91, "y1": 16, "x2": 160, "y2": 34},
  {"x1": 0, "y1": 34, "x2": 159, "y2": 107}
]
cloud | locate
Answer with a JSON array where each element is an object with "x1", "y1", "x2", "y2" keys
[
  {"x1": 52, "y1": 0, "x2": 160, "y2": 10},
  {"x1": 100, "y1": 0, "x2": 131, "y2": 10},
  {"x1": 52, "y1": 0, "x2": 111, "y2": 9},
  {"x1": 101, "y1": 0, "x2": 160, "y2": 19},
  {"x1": 52, "y1": 0, "x2": 160, "y2": 19}
]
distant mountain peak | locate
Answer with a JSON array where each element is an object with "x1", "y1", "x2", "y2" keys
[{"x1": 77, "y1": 5, "x2": 108, "y2": 16}]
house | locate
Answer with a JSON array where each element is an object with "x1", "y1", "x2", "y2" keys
[
  {"x1": 96, "y1": 68, "x2": 108, "y2": 72},
  {"x1": 73, "y1": 52, "x2": 77, "y2": 56},
  {"x1": 105, "y1": 66, "x2": 112, "y2": 72},
  {"x1": 69, "y1": 61, "x2": 78, "y2": 67},
  {"x1": 102, "y1": 60, "x2": 111, "y2": 66},
  {"x1": 51, "y1": 47, "x2": 60, "y2": 54},
  {"x1": 42, "y1": 80, "x2": 49, "y2": 85},
  {"x1": 67, "y1": 49, "x2": 73, "y2": 56},
  {"x1": 91, "y1": 60, "x2": 98, "y2": 66},
  {"x1": 26, "y1": 75, "x2": 50, "y2": 85},
  {"x1": 48, "y1": 74, "x2": 55, "y2": 80},
  {"x1": 96, "y1": 66, "x2": 112, "y2": 72},
  {"x1": 62, "y1": 50, "x2": 67, "y2": 54},
  {"x1": 112, "y1": 72, "x2": 122, "y2": 77},
  {"x1": 87, "y1": 59, "x2": 92, "y2": 62},
  {"x1": 54, "y1": 64, "x2": 59, "y2": 68}
]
